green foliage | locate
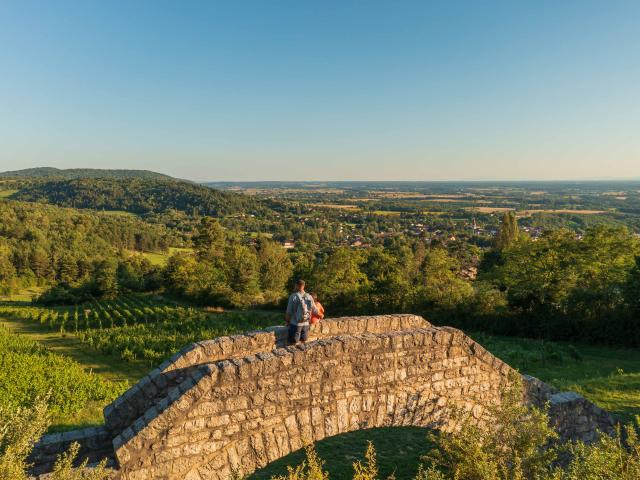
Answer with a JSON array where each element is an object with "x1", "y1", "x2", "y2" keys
[
  {"x1": 312, "y1": 247, "x2": 369, "y2": 312},
  {"x1": 0, "y1": 398, "x2": 110, "y2": 480},
  {"x1": 0, "y1": 399, "x2": 49, "y2": 480},
  {"x1": 417, "y1": 248, "x2": 473, "y2": 311},
  {"x1": 0, "y1": 199, "x2": 171, "y2": 298},
  {"x1": 0, "y1": 166, "x2": 173, "y2": 181},
  {"x1": 480, "y1": 226, "x2": 640, "y2": 346},
  {"x1": 352, "y1": 442, "x2": 379, "y2": 480},
  {"x1": 11, "y1": 177, "x2": 269, "y2": 216},
  {"x1": 4, "y1": 295, "x2": 280, "y2": 364},
  {"x1": 423, "y1": 374, "x2": 558, "y2": 480},
  {"x1": 49, "y1": 442, "x2": 110, "y2": 480},
  {"x1": 271, "y1": 444, "x2": 329, "y2": 480},
  {"x1": 257, "y1": 238, "x2": 293, "y2": 302},
  {"x1": 560, "y1": 418, "x2": 640, "y2": 480},
  {"x1": 264, "y1": 416, "x2": 640, "y2": 480},
  {"x1": 0, "y1": 325, "x2": 125, "y2": 416},
  {"x1": 167, "y1": 218, "x2": 293, "y2": 308},
  {"x1": 495, "y1": 211, "x2": 519, "y2": 250}
]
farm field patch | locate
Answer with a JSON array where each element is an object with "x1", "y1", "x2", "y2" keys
[
  {"x1": 309, "y1": 203, "x2": 361, "y2": 210},
  {"x1": 1, "y1": 296, "x2": 638, "y2": 436},
  {"x1": 0, "y1": 189, "x2": 18, "y2": 198}
]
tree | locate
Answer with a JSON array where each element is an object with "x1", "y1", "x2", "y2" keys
[
  {"x1": 417, "y1": 248, "x2": 473, "y2": 311},
  {"x1": 312, "y1": 247, "x2": 368, "y2": 312},
  {"x1": 57, "y1": 254, "x2": 78, "y2": 285},
  {"x1": 495, "y1": 212, "x2": 519, "y2": 250},
  {"x1": 0, "y1": 399, "x2": 109, "y2": 480},
  {"x1": 362, "y1": 247, "x2": 411, "y2": 312},
  {"x1": 0, "y1": 244, "x2": 16, "y2": 294},
  {"x1": 29, "y1": 246, "x2": 50, "y2": 280},
  {"x1": 222, "y1": 243, "x2": 261, "y2": 307},
  {"x1": 164, "y1": 253, "x2": 200, "y2": 297},
  {"x1": 93, "y1": 259, "x2": 118, "y2": 299},
  {"x1": 193, "y1": 217, "x2": 226, "y2": 262},
  {"x1": 256, "y1": 238, "x2": 293, "y2": 301}
]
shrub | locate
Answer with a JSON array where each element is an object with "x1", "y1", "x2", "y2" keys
[
  {"x1": 271, "y1": 444, "x2": 329, "y2": 480},
  {"x1": 0, "y1": 398, "x2": 110, "y2": 480},
  {"x1": 423, "y1": 373, "x2": 558, "y2": 480}
]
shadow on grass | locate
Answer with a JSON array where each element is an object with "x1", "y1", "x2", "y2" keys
[{"x1": 249, "y1": 427, "x2": 436, "y2": 480}]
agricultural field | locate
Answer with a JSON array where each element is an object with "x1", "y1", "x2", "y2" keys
[
  {"x1": 0, "y1": 295, "x2": 279, "y2": 366},
  {"x1": 0, "y1": 325, "x2": 126, "y2": 431},
  {"x1": 0, "y1": 295, "x2": 281, "y2": 429},
  {"x1": 0, "y1": 189, "x2": 18, "y2": 198},
  {"x1": 127, "y1": 247, "x2": 194, "y2": 266},
  {"x1": 1, "y1": 294, "x2": 638, "y2": 445}
]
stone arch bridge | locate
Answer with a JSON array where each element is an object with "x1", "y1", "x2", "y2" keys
[{"x1": 30, "y1": 315, "x2": 615, "y2": 479}]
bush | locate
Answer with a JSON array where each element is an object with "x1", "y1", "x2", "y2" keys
[
  {"x1": 271, "y1": 444, "x2": 329, "y2": 480},
  {"x1": 423, "y1": 374, "x2": 557, "y2": 480},
  {"x1": 0, "y1": 398, "x2": 110, "y2": 480}
]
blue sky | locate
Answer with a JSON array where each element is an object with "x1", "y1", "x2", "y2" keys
[{"x1": 1, "y1": 1, "x2": 639, "y2": 181}]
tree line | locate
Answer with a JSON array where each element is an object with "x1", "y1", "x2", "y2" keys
[
  {"x1": 0, "y1": 201, "x2": 174, "y2": 300},
  {"x1": 2, "y1": 200, "x2": 639, "y2": 347},
  {"x1": 9, "y1": 177, "x2": 272, "y2": 217}
]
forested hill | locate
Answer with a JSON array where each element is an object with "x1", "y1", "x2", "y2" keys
[
  {"x1": 9, "y1": 178, "x2": 270, "y2": 216},
  {"x1": 0, "y1": 167, "x2": 175, "y2": 181}
]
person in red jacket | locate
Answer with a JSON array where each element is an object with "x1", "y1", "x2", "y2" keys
[{"x1": 310, "y1": 292, "x2": 325, "y2": 327}]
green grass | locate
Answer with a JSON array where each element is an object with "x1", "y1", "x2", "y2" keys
[
  {"x1": 0, "y1": 315, "x2": 148, "y2": 431},
  {"x1": 471, "y1": 333, "x2": 640, "y2": 423},
  {"x1": 0, "y1": 286, "x2": 45, "y2": 302},
  {"x1": 0, "y1": 189, "x2": 18, "y2": 198},
  {"x1": 98, "y1": 209, "x2": 138, "y2": 217},
  {"x1": 250, "y1": 427, "x2": 433, "y2": 480},
  {"x1": 130, "y1": 247, "x2": 193, "y2": 266}
]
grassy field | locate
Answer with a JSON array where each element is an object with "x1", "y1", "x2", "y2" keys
[
  {"x1": 0, "y1": 189, "x2": 18, "y2": 198},
  {"x1": 127, "y1": 247, "x2": 193, "y2": 266},
  {"x1": 0, "y1": 285, "x2": 45, "y2": 302},
  {"x1": 472, "y1": 333, "x2": 640, "y2": 423},
  {"x1": 97, "y1": 209, "x2": 138, "y2": 217},
  {"x1": 250, "y1": 427, "x2": 433, "y2": 480},
  {"x1": 0, "y1": 296, "x2": 638, "y2": 473}
]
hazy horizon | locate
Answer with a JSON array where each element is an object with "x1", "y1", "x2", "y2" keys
[
  {"x1": 5, "y1": 165, "x2": 640, "y2": 184},
  {"x1": 2, "y1": 1, "x2": 640, "y2": 181}
]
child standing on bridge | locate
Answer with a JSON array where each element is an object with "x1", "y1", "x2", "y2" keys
[{"x1": 310, "y1": 292, "x2": 324, "y2": 328}]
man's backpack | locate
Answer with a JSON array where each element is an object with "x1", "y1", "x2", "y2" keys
[{"x1": 296, "y1": 292, "x2": 311, "y2": 321}]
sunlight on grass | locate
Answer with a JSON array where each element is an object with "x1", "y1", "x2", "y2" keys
[
  {"x1": 250, "y1": 427, "x2": 433, "y2": 480},
  {"x1": 0, "y1": 189, "x2": 18, "y2": 198}
]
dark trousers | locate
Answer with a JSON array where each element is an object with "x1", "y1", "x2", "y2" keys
[{"x1": 288, "y1": 323, "x2": 310, "y2": 344}]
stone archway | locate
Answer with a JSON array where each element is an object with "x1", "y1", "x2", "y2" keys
[{"x1": 29, "y1": 315, "x2": 617, "y2": 479}]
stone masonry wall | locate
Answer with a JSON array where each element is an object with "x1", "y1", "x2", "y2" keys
[
  {"x1": 103, "y1": 314, "x2": 429, "y2": 435},
  {"x1": 29, "y1": 314, "x2": 618, "y2": 479},
  {"x1": 31, "y1": 315, "x2": 430, "y2": 476},
  {"x1": 113, "y1": 326, "x2": 511, "y2": 480}
]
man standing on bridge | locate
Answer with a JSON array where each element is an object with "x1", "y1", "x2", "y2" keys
[{"x1": 285, "y1": 279, "x2": 319, "y2": 344}]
